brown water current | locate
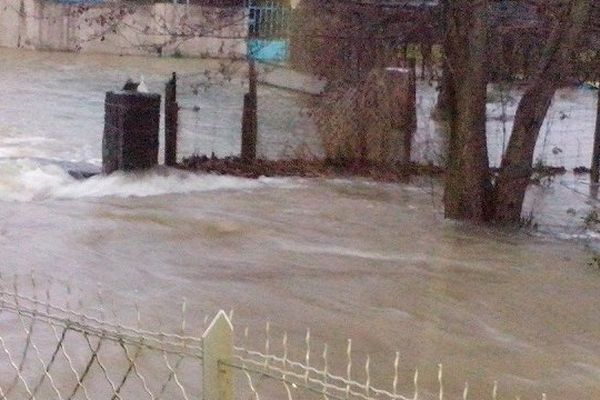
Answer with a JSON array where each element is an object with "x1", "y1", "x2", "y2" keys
[{"x1": 0, "y1": 48, "x2": 599, "y2": 399}]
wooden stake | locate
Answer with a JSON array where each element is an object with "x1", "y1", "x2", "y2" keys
[{"x1": 165, "y1": 72, "x2": 178, "y2": 167}]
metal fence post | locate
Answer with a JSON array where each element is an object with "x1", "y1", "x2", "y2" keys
[
  {"x1": 164, "y1": 72, "x2": 178, "y2": 167},
  {"x1": 203, "y1": 310, "x2": 235, "y2": 400},
  {"x1": 406, "y1": 57, "x2": 417, "y2": 165}
]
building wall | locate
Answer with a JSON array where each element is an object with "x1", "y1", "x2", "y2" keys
[{"x1": 0, "y1": 0, "x2": 248, "y2": 58}]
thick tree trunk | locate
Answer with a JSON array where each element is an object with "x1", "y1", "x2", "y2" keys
[
  {"x1": 493, "y1": 0, "x2": 592, "y2": 223},
  {"x1": 443, "y1": 0, "x2": 492, "y2": 222}
]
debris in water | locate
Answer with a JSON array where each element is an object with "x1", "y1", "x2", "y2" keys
[{"x1": 573, "y1": 166, "x2": 591, "y2": 174}]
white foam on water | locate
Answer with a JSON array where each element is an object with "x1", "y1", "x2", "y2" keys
[
  {"x1": 0, "y1": 158, "x2": 298, "y2": 202},
  {"x1": 55, "y1": 171, "x2": 293, "y2": 200}
]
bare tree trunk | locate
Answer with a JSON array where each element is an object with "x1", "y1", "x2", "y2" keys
[
  {"x1": 592, "y1": 88, "x2": 600, "y2": 183},
  {"x1": 443, "y1": 0, "x2": 492, "y2": 222},
  {"x1": 493, "y1": 0, "x2": 592, "y2": 223}
]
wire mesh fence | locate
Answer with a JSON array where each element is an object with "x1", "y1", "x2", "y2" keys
[
  {"x1": 0, "y1": 273, "x2": 203, "y2": 400},
  {"x1": 174, "y1": 64, "x2": 324, "y2": 162},
  {"x1": 169, "y1": 59, "x2": 600, "y2": 175},
  {"x1": 0, "y1": 272, "x2": 560, "y2": 400},
  {"x1": 175, "y1": 74, "x2": 246, "y2": 161},
  {"x1": 229, "y1": 324, "x2": 501, "y2": 400},
  {"x1": 485, "y1": 84, "x2": 599, "y2": 169},
  {"x1": 173, "y1": 61, "x2": 422, "y2": 165}
]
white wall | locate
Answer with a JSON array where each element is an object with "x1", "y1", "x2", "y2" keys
[{"x1": 0, "y1": 0, "x2": 247, "y2": 58}]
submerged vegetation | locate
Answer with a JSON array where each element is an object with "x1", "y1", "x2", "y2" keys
[
  {"x1": 583, "y1": 209, "x2": 600, "y2": 230},
  {"x1": 180, "y1": 154, "x2": 443, "y2": 181},
  {"x1": 588, "y1": 254, "x2": 600, "y2": 269}
]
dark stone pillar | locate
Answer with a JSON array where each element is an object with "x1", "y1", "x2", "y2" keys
[{"x1": 103, "y1": 91, "x2": 161, "y2": 174}]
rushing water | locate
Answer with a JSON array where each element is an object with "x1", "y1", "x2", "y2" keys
[{"x1": 0, "y1": 48, "x2": 599, "y2": 399}]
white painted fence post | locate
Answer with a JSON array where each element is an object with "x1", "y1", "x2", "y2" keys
[{"x1": 203, "y1": 310, "x2": 235, "y2": 400}]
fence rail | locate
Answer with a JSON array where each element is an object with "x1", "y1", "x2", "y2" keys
[{"x1": 0, "y1": 273, "x2": 549, "y2": 400}]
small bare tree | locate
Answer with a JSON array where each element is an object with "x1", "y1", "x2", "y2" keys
[
  {"x1": 10, "y1": 0, "x2": 247, "y2": 57},
  {"x1": 442, "y1": 0, "x2": 594, "y2": 224},
  {"x1": 492, "y1": 0, "x2": 592, "y2": 223}
]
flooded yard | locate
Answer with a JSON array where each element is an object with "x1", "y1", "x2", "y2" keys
[{"x1": 0, "y1": 48, "x2": 599, "y2": 399}]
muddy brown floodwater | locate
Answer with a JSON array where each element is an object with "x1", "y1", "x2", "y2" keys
[{"x1": 0, "y1": 48, "x2": 599, "y2": 399}]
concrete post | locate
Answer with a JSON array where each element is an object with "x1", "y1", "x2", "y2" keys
[{"x1": 202, "y1": 310, "x2": 234, "y2": 400}]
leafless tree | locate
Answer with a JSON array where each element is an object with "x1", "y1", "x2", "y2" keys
[
  {"x1": 441, "y1": 0, "x2": 595, "y2": 224},
  {"x1": 492, "y1": 0, "x2": 593, "y2": 223}
]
